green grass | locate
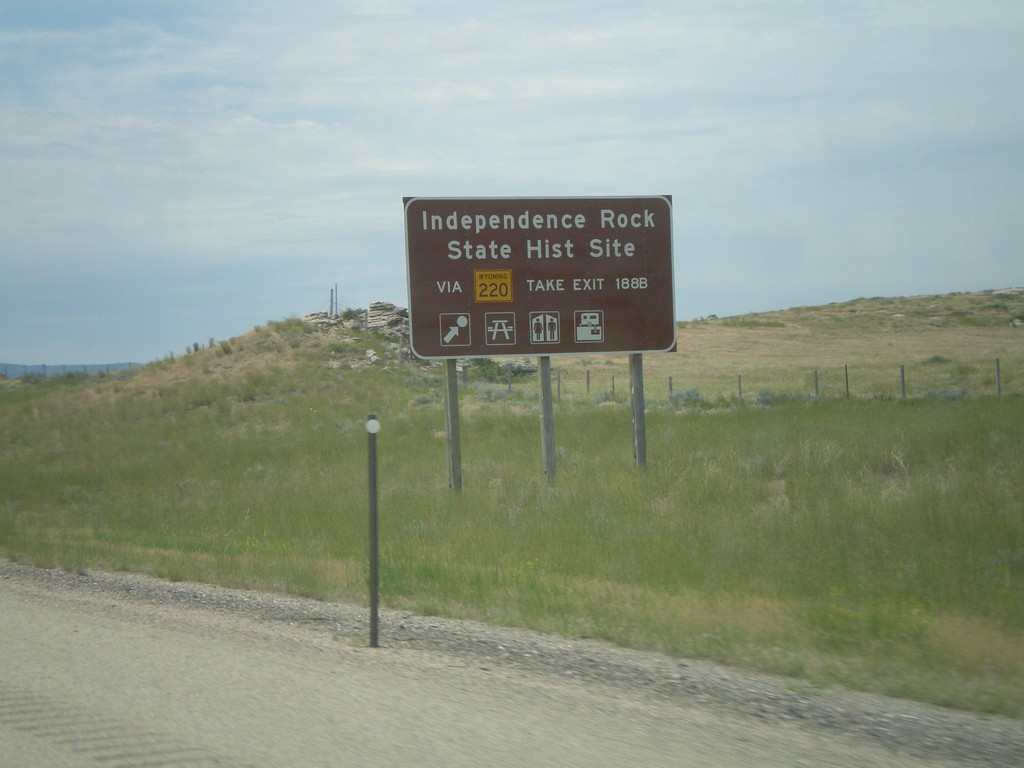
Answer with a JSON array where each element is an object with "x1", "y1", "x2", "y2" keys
[{"x1": 2, "y1": 303, "x2": 1023, "y2": 716}]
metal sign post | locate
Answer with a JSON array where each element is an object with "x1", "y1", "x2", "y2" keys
[
  {"x1": 443, "y1": 360, "x2": 463, "y2": 491},
  {"x1": 539, "y1": 357, "x2": 556, "y2": 480},
  {"x1": 366, "y1": 414, "x2": 381, "y2": 648},
  {"x1": 629, "y1": 353, "x2": 647, "y2": 468}
]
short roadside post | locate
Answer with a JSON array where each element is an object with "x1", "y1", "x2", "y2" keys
[{"x1": 366, "y1": 414, "x2": 381, "y2": 648}]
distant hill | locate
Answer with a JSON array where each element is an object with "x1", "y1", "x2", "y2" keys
[
  {"x1": 4, "y1": 287, "x2": 1021, "y2": 381},
  {"x1": 0, "y1": 362, "x2": 141, "y2": 379},
  {"x1": 691, "y1": 287, "x2": 1024, "y2": 331}
]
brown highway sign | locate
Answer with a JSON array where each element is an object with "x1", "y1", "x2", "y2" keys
[{"x1": 403, "y1": 196, "x2": 675, "y2": 358}]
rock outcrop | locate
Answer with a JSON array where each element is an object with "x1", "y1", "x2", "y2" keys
[
  {"x1": 303, "y1": 302, "x2": 411, "y2": 365},
  {"x1": 366, "y1": 302, "x2": 409, "y2": 338}
]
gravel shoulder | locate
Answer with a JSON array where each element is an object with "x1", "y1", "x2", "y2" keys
[{"x1": 2, "y1": 559, "x2": 1021, "y2": 767}]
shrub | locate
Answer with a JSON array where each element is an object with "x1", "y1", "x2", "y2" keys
[
  {"x1": 756, "y1": 390, "x2": 810, "y2": 407},
  {"x1": 669, "y1": 388, "x2": 710, "y2": 408},
  {"x1": 471, "y1": 358, "x2": 534, "y2": 383},
  {"x1": 925, "y1": 386, "x2": 970, "y2": 401}
]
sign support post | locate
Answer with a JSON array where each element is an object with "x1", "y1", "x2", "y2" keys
[
  {"x1": 630, "y1": 353, "x2": 647, "y2": 467},
  {"x1": 443, "y1": 359, "x2": 463, "y2": 491},
  {"x1": 539, "y1": 356, "x2": 556, "y2": 480}
]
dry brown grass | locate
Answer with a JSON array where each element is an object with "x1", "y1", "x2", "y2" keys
[
  {"x1": 928, "y1": 613, "x2": 1024, "y2": 676},
  {"x1": 554, "y1": 290, "x2": 1024, "y2": 401}
]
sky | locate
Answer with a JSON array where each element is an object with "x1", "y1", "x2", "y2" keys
[{"x1": 1, "y1": 1, "x2": 1022, "y2": 364}]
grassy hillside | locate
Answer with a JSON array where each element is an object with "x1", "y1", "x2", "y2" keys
[
  {"x1": 607, "y1": 289, "x2": 1023, "y2": 402},
  {"x1": 2, "y1": 289, "x2": 1022, "y2": 716}
]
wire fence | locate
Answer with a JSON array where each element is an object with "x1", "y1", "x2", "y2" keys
[
  {"x1": 2, "y1": 363, "x2": 139, "y2": 379},
  {"x1": 466, "y1": 356, "x2": 1018, "y2": 405},
  {"x1": 5, "y1": 355, "x2": 1018, "y2": 404}
]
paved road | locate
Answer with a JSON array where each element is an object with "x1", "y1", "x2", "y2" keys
[{"x1": 0, "y1": 565, "x2": 1007, "y2": 767}]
